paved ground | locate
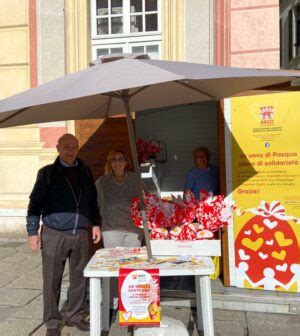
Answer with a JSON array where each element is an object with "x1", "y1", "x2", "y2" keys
[{"x1": 0, "y1": 239, "x2": 300, "y2": 336}]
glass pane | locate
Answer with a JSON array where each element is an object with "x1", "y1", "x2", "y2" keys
[
  {"x1": 146, "y1": 45, "x2": 159, "y2": 59},
  {"x1": 132, "y1": 46, "x2": 144, "y2": 54},
  {"x1": 111, "y1": 0, "x2": 123, "y2": 14},
  {"x1": 289, "y1": 9, "x2": 293, "y2": 61},
  {"x1": 145, "y1": 14, "x2": 157, "y2": 31},
  {"x1": 96, "y1": 0, "x2": 108, "y2": 15},
  {"x1": 111, "y1": 17, "x2": 123, "y2": 34},
  {"x1": 297, "y1": 6, "x2": 300, "y2": 56},
  {"x1": 97, "y1": 49, "x2": 109, "y2": 57},
  {"x1": 110, "y1": 47, "x2": 123, "y2": 54},
  {"x1": 130, "y1": 15, "x2": 143, "y2": 32},
  {"x1": 145, "y1": 0, "x2": 157, "y2": 12},
  {"x1": 130, "y1": 0, "x2": 142, "y2": 13},
  {"x1": 97, "y1": 18, "x2": 109, "y2": 35}
]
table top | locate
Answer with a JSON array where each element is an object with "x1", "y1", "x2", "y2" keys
[{"x1": 84, "y1": 247, "x2": 215, "y2": 277}]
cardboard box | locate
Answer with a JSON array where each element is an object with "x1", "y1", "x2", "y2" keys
[{"x1": 150, "y1": 239, "x2": 221, "y2": 257}]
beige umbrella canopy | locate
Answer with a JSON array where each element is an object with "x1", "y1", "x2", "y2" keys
[
  {"x1": 0, "y1": 54, "x2": 298, "y2": 128},
  {"x1": 0, "y1": 54, "x2": 299, "y2": 258}
]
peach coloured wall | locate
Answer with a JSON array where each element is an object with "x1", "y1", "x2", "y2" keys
[{"x1": 216, "y1": 0, "x2": 280, "y2": 69}]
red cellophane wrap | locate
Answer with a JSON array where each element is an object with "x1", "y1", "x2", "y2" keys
[
  {"x1": 131, "y1": 190, "x2": 235, "y2": 240},
  {"x1": 150, "y1": 228, "x2": 169, "y2": 240}
]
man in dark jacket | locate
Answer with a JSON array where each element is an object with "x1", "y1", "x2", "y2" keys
[{"x1": 26, "y1": 133, "x2": 101, "y2": 336}]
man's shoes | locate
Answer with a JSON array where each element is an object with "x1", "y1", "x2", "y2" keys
[
  {"x1": 65, "y1": 319, "x2": 90, "y2": 331},
  {"x1": 45, "y1": 329, "x2": 61, "y2": 336}
]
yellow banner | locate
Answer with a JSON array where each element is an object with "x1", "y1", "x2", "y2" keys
[{"x1": 231, "y1": 92, "x2": 300, "y2": 292}]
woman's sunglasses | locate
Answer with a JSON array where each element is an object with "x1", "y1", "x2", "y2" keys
[{"x1": 110, "y1": 157, "x2": 126, "y2": 163}]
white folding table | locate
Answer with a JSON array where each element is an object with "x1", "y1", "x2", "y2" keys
[{"x1": 84, "y1": 247, "x2": 215, "y2": 336}]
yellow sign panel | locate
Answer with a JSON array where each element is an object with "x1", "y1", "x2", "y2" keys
[{"x1": 231, "y1": 92, "x2": 300, "y2": 292}]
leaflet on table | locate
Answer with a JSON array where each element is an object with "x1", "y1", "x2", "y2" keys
[
  {"x1": 95, "y1": 246, "x2": 147, "y2": 259},
  {"x1": 119, "y1": 268, "x2": 160, "y2": 326},
  {"x1": 86, "y1": 251, "x2": 211, "y2": 272}
]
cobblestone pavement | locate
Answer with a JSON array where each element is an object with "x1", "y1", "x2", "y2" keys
[{"x1": 0, "y1": 240, "x2": 300, "y2": 336}]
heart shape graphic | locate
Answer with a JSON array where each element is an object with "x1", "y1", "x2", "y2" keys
[
  {"x1": 258, "y1": 252, "x2": 268, "y2": 260},
  {"x1": 122, "y1": 311, "x2": 132, "y2": 321},
  {"x1": 266, "y1": 239, "x2": 274, "y2": 246},
  {"x1": 242, "y1": 237, "x2": 263, "y2": 252},
  {"x1": 238, "y1": 249, "x2": 250, "y2": 260},
  {"x1": 244, "y1": 230, "x2": 251, "y2": 236},
  {"x1": 263, "y1": 219, "x2": 278, "y2": 230},
  {"x1": 274, "y1": 231, "x2": 293, "y2": 247},
  {"x1": 271, "y1": 250, "x2": 286, "y2": 261},
  {"x1": 276, "y1": 263, "x2": 288, "y2": 272},
  {"x1": 253, "y1": 224, "x2": 264, "y2": 234}
]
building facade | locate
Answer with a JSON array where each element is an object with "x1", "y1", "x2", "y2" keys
[
  {"x1": 0, "y1": 0, "x2": 64, "y2": 234},
  {"x1": 0, "y1": 0, "x2": 281, "y2": 235},
  {"x1": 216, "y1": 0, "x2": 280, "y2": 68}
]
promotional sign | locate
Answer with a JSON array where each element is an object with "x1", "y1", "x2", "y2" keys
[
  {"x1": 231, "y1": 92, "x2": 300, "y2": 292},
  {"x1": 119, "y1": 268, "x2": 160, "y2": 325}
]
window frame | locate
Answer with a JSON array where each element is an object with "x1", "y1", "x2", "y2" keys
[
  {"x1": 279, "y1": 0, "x2": 300, "y2": 68},
  {"x1": 129, "y1": 41, "x2": 161, "y2": 58},
  {"x1": 91, "y1": 0, "x2": 162, "y2": 38},
  {"x1": 92, "y1": 39, "x2": 162, "y2": 60},
  {"x1": 295, "y1": 5, "x2": 300, "y2": 57},
  {"x1": 93, "y1": 44, "x2": 125, "y2": 60}
]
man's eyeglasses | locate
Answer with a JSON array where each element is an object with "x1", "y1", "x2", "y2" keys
[{"x1": 110, "y1": 157, "x2": 126, "y2": 163}]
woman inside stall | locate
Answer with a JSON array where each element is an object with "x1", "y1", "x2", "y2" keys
[
  {"x1": 168, "y1": 146, "x2": 220, "y2": 292},
  {"x1": 95, "y1": 148, "x2": 143, "y2": 248},
  {"x1": 184, "y1": 146, "x2": 220, "y2": 198}
]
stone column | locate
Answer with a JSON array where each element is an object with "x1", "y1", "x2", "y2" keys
[
  {"x1": 64, "y1": 0, "x2": 91, "y2": 134},
  {"x1": 162, "y1": 0, "x2": 184, "y2": 61}
]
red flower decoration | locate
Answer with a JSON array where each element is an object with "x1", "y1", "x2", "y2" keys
[{"x1": 136, "y1": 138, "x2": 161, "y2": 164}]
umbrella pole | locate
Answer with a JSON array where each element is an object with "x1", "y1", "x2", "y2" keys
[{"x1": 122, "y1": 93, "x2": 153, "y2": 260}]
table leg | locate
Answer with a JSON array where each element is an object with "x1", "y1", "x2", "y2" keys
[
  {"x1": 101, "y1": 278, "x2": 110, "y2": 331},
  {"x1": 195, "y1": 275, "x2": 203, "y2": 331},
  {"x1": 90, "y1": 277, "x2": 101, "y2": 336},
  {"x1": 199, "y1": 275, "x2": 214, "y2": 336}
]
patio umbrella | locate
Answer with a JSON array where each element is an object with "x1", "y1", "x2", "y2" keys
[{"x1": 0, "y1": 53, "x2": 299, "y2": 258}]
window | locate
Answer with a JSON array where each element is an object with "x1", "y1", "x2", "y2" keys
[
  {"x1": 93, "y1": 42, "x2": 161, "y2": 60},
  {"x1": 96, "y1": 46, "x2": 124, "y2": 58},
  {"x1": 130, "y1": 0, "x2": 158, "y2": 33},
  {"x1": 131, "y1": 43, "x2": 159, "y2": 59},
  {"x1": 91, "y1": 0, "x2": 162, "y2": 61},
  {"x1": 92, "y1": 0, "x2": 161, "y2": 37},
  {"x1": 280, "y1": 18, "x2": 282, "y2": 68},
  {"x1": 279, "y1": 1, "x2": 300, "y2": 68},
  {"x1": 96, "y1": 0, "x2": 123, "y2": 35},
  {"x1": 296, "y1": 6, "x2": 300, "y2": 56},
  {"x1": 288, "y1": 9, "x2": 293, "y2": 61}
]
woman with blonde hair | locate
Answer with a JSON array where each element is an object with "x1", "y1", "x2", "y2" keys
[
  {"x1": 184, "y1": 146, "x2": 219, "y2": 198},
  {"x1": 95, "y1": 148, "x2": 143, "y2": 247}
]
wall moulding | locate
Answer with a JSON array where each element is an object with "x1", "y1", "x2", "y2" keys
[
  {"x1": 0, "y1": 199, "x2": 30, "y2": 209},
  {"x1": 0, "y1": 208, "x2": 27, "y2": 216},
  {"x1": 0, "y1": 142, "x2": 44, "y2": 155}
]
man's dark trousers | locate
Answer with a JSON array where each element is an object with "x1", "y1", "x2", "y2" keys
[{"x1": 41, "y1": 226, "x2": 89, "y2": 329}]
